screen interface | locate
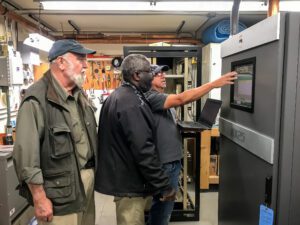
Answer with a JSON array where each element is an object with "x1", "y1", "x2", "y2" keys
[{"x1": 231, "y1": 58, "x2": 255, "y2": 112}]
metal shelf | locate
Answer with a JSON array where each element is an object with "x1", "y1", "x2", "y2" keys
[{"x1": 165, "y1": 74, "x2": 184, "y2": 79}]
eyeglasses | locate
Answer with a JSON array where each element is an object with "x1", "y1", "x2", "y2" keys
[{"x1": 153, "y1": 72, "x2": 165, "y2": 77}]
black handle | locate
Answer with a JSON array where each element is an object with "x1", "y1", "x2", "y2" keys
[{"x1": 264, "y1": 176, "x2": 272, "y2": 207}]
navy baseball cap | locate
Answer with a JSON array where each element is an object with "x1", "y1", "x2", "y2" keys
[
  {"x1": 151, "y1": 65, "x2": 169, "y2": 75},
  {"x1": 48, "y1": 39, "x2": 96, "y2": 62}
]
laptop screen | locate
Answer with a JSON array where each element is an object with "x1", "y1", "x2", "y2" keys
[{"x1": 199, "y1": 99, "x2": 222, "y2": 126}]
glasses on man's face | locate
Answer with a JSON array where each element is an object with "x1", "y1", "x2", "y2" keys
[{"x1": 154, "y1": 72, "x2": 165, "y2": 77}]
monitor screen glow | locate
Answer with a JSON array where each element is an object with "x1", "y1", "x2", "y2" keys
[
  {"x1": 233, "y1": 64, "x2": 253, "y2": 108},
  {"x1": 230, "y1": 58, "x2": 256, "y2": 113}
]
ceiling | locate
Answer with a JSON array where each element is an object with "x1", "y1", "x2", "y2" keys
[{"x1": 3, "y1": 0, "x2": 268, "y2": 44}]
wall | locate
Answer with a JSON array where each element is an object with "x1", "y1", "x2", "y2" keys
[
  {"x1": 34, "y1": 63, "x2": 49, "y2": 81},
  {"x1": 0, "y1": 17, "x2": 5, "y2": 38},
  {"x1": 0, "y1": 19, "x2": 29, "y2": 134},
  {"x1": 84, "y1": 43, "x2": 145, "y2": 56}
]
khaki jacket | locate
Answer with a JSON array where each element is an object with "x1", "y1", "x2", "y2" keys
[{"x1": 13, "y1": 71, "x2": 98, "y2": 215}]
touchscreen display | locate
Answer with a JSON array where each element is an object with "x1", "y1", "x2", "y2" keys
[{"x1": 231, "y1": 58, "x2": 256, "y2": 112}]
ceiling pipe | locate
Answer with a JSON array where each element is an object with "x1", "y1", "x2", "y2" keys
[
  {"x1": 176, "y1": 20, "x2": 185, "y2": 34},
  {"x1": 62, "y1": 33, "x2": 105, "y2": 39},
  {"x1": 230, "y1": 0, "x2": 241, "y2": 36},
  {"x1": 60, "y1": 36, "x2": 200, "y2": 45},
  {"x1": 52, "y1": 30, "x2": 194, "y2": 36},
  {"x1": 268, "y1": 0, "x2": 279, "y2": 17},
  {"x1": 59, "y1": 32, "x2": 198, "y2": 43},
  {"x1": 0, "y1": 4, "x2": 55, "y2": 39},
  {"x1": 28, "y1": 13, "x2": 57, "y2": 32},
  {"x1": 68, "y1": 20, "x2": 80, "y2": 34},
  {"x1": 2, "y1": 0, "x2": 22, "y2": 11},
  {"x1": 61, "y1": 33, "x2": 187, "y2": 39},
  {"x1": 1, "y1": 1, "x2": 56, "y2": 33}
]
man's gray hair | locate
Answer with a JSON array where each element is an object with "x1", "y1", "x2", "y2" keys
[
  {"x1": 50, "y1": 52, "x2": 70, "y2": 65},
  {"x1": 121, "y1": 54, "x2": 150, "y2": 82}
]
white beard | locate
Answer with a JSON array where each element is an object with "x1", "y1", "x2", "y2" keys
[
  {"x1": 72, "y1": 72, "x2": 86, "y2": 87},
  {"x1": 65, "y1": 60, "x2": 86, "y2": 88}
]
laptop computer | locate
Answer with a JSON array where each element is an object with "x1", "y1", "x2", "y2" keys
[{"x1": 177, "y1": 98, "x2": 222, "y2": 131}]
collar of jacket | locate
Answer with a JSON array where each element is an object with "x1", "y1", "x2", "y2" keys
[
  {"x1": 44, "y1": 70, "x2": 92, "y2": 113},
  {"x1": 44, "y1": 71, "x2": 74, "y2": 112},
  {"x1": 122, "y1": 81, "x2": 142, "y2": 93},
  {"x1": 43, "y1": 71, "x2": 61, "y2": 105},
  {"x1": 122, "y1": 81, "x2": 150, "y2": 107}
]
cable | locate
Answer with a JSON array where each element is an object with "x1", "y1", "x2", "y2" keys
[
  {"x1": 38, "y1": 2, "x2": 42, "y2": 34},
  {"x1": 0, "y1": 4, "x2": 8, "y2": 15}
]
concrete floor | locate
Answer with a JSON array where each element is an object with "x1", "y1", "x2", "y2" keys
[{"x1": 95, "y1": 192, "x2": 218, "y2": 225}]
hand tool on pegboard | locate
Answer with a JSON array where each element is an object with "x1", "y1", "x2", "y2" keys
[
  {"x1": 107, "y1": 74, "x2": 111, "y2": 89},
  {"x1": 102, "y1": 68, "x2": 107, "y2": 93},
  {"x1": 85, "y1": 61, "x2": 91, "y2": 85},
  {"x1": 93, "y1": 68, "x2": 100, "y2": 89},
  {"x1": 91, "y1": 62, "x2": 97, "y2": 88}
]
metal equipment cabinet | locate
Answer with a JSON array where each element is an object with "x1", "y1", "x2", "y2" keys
[
  {"x1": 0, "y1": 149, "x2": 28, "y2": 225},
  {"x1": 219, "y1": 12, "x2": 300, "y2": 225}
]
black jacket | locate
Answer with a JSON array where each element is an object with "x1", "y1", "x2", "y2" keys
[{"x1": 95, "y1": 83, "x2": 169, "y2": 197}]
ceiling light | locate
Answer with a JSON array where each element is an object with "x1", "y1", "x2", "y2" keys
[
  {"x1": 40, "y1": 1, "x2": 300, "y2": 12},
  {"x1": 41, "y1": 1, "x2": 269, "y2": 11},
  {"x1": 280, "y1": 2, "x2": 300, "y2": 12},
  {"x1": 23, "y1": 33, "x2": 54, "y2": 52}
]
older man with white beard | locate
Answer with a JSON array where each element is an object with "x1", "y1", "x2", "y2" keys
[{"x1": 13, "y1": 40, "x2": 98, "y2": 225}]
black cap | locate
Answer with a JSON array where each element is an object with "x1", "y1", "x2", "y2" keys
[
  {"x1": 151, "y1": 65, "x2": 169, "y2": 75},
  {"x1": 48, "y1": 39, "x2": 96, "y2": 62}
]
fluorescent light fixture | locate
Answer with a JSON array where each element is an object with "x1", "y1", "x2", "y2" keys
[
  {"x1": 280, "y1": 2, "x2": 300, "y2": 12},
  {"x1": 23, "y1": 33, "x2": 54, "y2": 52},
  {"x1": 41, "y1": 1, "x2": 269, "y2": 11}
]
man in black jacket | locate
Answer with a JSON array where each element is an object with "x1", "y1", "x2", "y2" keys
[{"x1": 95, "y1": 54, "x2": 175, "y2": 225}]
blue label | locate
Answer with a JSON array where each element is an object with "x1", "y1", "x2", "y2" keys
[{"x1": 259, "y1": 204, "x2": 274, "y2": 225}]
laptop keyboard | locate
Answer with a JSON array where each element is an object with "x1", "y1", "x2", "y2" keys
[{"x1": 177, "y1": 121, "x2": 210, "y2": 129}]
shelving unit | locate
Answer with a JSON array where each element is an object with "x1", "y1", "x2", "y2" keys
[
  {"x1": 164, "y1": 74, "x2": 184, "y2": 79},
  {"x1": 199, "y1": 43, "x2": 222, "y2": 190}
]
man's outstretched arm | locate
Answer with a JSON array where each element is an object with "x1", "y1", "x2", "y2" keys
[{"x1": 163, "y1": 71, "x2": 237, "y2": 109}]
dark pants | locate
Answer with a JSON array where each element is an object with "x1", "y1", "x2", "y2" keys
[{"x1": 147, "y1": 160, "x2": 181, "y2": 225}]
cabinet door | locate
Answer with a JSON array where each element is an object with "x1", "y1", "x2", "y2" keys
[{"x1": 289, "y1": 42, "x2": 300, "y2": 225}]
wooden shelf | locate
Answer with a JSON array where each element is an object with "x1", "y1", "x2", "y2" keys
[
  {"x1": 209, "y1": 175, "x2": 219, "y2": 184},
  {"x1": 200, "y1": 128, "x2": 220, "y2": 190},
  {"x1": 211, "y1": 128, "x2": 220, "y2": 137}
]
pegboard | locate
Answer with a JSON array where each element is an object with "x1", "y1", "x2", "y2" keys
[{"x1": 83, "y1": 59, "x2": 122, "y2": 91}]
